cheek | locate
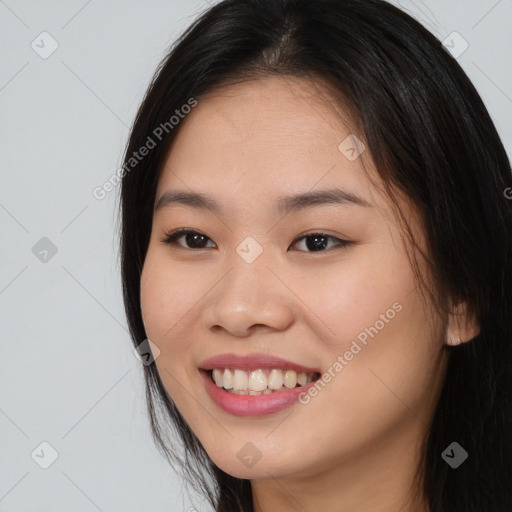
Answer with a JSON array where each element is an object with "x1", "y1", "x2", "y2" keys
[
  {"x1": 140, "y1": 255, "x2": 204, "y2": 417},
  {"x1": 308, "y1": 254, "x2": 442, "y2": 423},
  {"x1": 140, "y1": 255, "x2": 198, "y2": 365},
  {"x1": 297, "y1": 242, "x2": 441, "y2": 407},
  {"x1": 296, "y1": 244, "x2": 416, "y2": 350}
]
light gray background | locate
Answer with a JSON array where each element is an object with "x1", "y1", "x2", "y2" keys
[{"x1": 0, "y1": 1, "x2": 510, "y2": 511}]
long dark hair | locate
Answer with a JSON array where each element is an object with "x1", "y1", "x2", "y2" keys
[{"x1": 117, "y1": 0, "x2": 512, "y2": 510}]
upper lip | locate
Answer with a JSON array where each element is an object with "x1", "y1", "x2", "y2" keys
[{"x1": 199, "y1": 353, "x2": 320, "y2": 374}]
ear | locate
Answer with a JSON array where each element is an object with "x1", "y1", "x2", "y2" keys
[{"x1": 445, "y1": 299, "x2": 480, "y2": 346}]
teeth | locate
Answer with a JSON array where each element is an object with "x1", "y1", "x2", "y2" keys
[
  {"x1": 212, "y1": 369, "x2": 223, "y2": 387},
  {"x1": 297, "y1": 372, "x2": 308, "y2": 386},
  {"x1": 268, "y1": 369, "x2": 284, "y2": 389},
  {"x1": 227, "y1": 385, "x2": 290, "y2": 395},
  {"x1": 233, "y1": 369, "x2": 248, "y2": 390},
  {"x1": 211, "y1": 368, "x2": 318, "y2": 394},
  {"x1": 223, "y1": 369, "x2": 234, "y2": 390},
  {"x1": 283, "y1": 370, "x2": 297, "y2": 388},
  {"x1": 248, "y1": 369, "x2": 267, "y2": 391}
]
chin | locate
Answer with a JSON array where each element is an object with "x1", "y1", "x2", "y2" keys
[{"x1": 203, "y1": 437, "x2": 312, "y2": 480}]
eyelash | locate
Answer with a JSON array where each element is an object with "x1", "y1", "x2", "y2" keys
[{"x1": 159, "y1": 228, "x2": 351, "y2": 253}]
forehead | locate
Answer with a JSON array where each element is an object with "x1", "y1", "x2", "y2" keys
[{"x1": 156, "y1": 76, "x2": 382, "y2": 213}]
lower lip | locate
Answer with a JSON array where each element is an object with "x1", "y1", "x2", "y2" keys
[{"x1": 200, "y1": 369, "x2": 318, "y2": 417}]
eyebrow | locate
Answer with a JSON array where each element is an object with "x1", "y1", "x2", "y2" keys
[{"x1": 154, "y1": 187, "x2": 372, "y2": 215}]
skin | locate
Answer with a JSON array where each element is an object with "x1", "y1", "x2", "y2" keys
[{"x1": 140, "y1": 76, "x2": 479, "y2": 512}]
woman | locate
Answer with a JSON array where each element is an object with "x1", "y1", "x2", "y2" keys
[{"x1": 118, "y1": 0, "x2": 512, "y2": 510}]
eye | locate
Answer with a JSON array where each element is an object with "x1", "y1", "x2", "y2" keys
[
  {"x1": 291, "y1": 231, "x2": 351, "y2": 252},
  {"x1": 159, "y1": 229, "x2": 351, "y2": 252},
  {"x1": 160, "y1": 229, "x2": 216, "y2": 249}
]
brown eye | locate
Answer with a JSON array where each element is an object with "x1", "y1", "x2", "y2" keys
[
  {"x1": 160, "y1": 229, "x2": 350, "y2": 253},
  {"x1": 291, "y1": 232, "x2": 350, "y2": 252},
  {"x1": 160, "y1": 229, "x2": 216, "y2": 249}
]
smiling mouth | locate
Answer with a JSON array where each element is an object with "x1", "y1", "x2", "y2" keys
[{"x1": 207, "y1": 368, "x2": 322, "y2": 396}]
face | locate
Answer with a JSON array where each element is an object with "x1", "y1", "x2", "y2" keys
[{"x1": 140, "y1": 76, "x2": 448, "y2": 481}]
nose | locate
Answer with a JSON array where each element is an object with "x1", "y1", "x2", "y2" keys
[{"x1": 205, "y1": 255, "x2": 295, "y2": 338}]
